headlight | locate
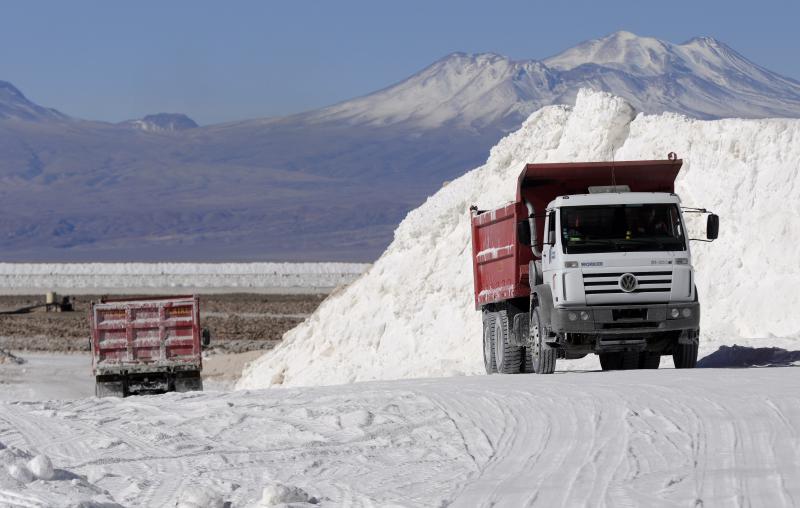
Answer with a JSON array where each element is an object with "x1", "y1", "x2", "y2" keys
[
  {"x1": 670, "y1": 308, "x2": 680, "y2": 318},
  {"x1": 568, "y1": 312, "x2": 578, "y2": 321},
  {"x1": 580, "y1": 311, "x2": 590, "y2": 321},
  {"x1": 682, "y1": 308, "x2": 692, "y2": 318}
]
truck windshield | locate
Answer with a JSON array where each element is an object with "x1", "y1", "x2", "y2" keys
[{"x1": 560, "y1": 204, "x2": 686, "y2": 254}]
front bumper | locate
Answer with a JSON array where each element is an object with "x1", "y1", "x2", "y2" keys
[{"x1": 551, "y1": 302, "x2": 700, "y2": 336}]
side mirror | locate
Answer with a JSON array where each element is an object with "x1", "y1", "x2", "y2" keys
[
  {"x1": 707, "y1": 214, "x2": 719, "y2": 240},
  {"x1": 547, "y1": 230, "x2": 556, "y2": 245},
  {"x1": 201, "y1": 328, "x2": 211, "y2": 347}
]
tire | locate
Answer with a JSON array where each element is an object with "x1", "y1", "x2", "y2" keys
[
  {"x1": 482, "y1": 312, "x2": 497, "y2": 374},
  {"x1": 599, "y1": 353, "x2": 622, "y2": 371},
  {"x1": 673, "y1": 343, "x2": 698, "y2": 369},
  {"x1": 639, "y1": 352, "x2": 661, "y2": 369},
  {"x1": 95, "y1": 378, "x2": 125, "y2": 398},
  {"x1": 522, "y1": 347, "x2": 535, "y2": 373},
  {"x1": 174, "y1": 372, "x2": 204, "y2": 392},
  {"x1": 620, "y1": 351, "x2": 640, "y2": 370},
  {"x1": 529, "y1": 306, "x2": 556, "y2": 374},
  {"x1": 599, "y1": 351, "x2": 639, "y2": 371},
  {"x1": 493, "y1": 310, "x2": 522, "y2": 374}
]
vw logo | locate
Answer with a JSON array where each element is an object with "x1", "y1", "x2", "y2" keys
[{"x1": 619, "y1": 273, "x2": 638, "y2": 292}]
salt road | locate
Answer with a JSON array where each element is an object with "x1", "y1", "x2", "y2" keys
[{"x1": 0, "y1": 367, "x2": 798, "y2": 507}]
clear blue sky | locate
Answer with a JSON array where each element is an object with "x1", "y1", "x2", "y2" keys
[{"x1": 1, "y1": 0, "x2": 797, "y2": 125}]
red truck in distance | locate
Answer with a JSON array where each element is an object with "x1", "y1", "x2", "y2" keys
[
  {"x1": 470, "y1": 157, "x2": 719, "y2": 374},
  {"x1": 90, "y1": 295, "x2": 210, "y2": 397}
]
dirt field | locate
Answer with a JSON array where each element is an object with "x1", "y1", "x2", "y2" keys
[{"x1": 0, "y1": 293, "x2": 324, "y2": 353}]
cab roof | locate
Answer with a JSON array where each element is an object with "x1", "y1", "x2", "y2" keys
[{"x1": 549, "y1": 192, "x2": 681, "y2": 209}]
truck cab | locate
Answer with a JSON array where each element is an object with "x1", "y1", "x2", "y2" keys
[
  {"x1": 539, "y1": 191, "x2": 702, "y2": 369},
  {"x1": 470, "y1": 157, "x2": 718, "y2": 374}
]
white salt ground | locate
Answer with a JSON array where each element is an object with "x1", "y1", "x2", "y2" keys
[
  {"x1": 238, "y1": 89, "x2": 800, "y2": 389},
  {"x1": 1, "y1": 369, "x2": 799, "y2": 506}
]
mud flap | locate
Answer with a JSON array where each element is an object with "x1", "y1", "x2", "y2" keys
[
  {"x1": 511, "y1": 312, "x2": 530, "y2": 347},
  {"x1": 532, "y1": 284, "x2": 555, "y2": 339}
]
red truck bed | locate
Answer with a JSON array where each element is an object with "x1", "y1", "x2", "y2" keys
[
  {"x1": 470, "y1": 159, "x2": 682, "y2": 309},
  {"x1": 91, "y1": 295, "x2": 202, "y2": 372},
  {"x1": 90, "y1": 295, "x2": 206, "y2": 396}
]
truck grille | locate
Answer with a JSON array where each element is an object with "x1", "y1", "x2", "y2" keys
[{"x1": 583, "y1": 271, "x2": 672, "y2": 295}]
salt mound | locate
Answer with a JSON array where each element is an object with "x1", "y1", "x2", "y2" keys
[
  {"x1": 28, "y1": 454, "x2": 54, "y2": 480},
  {"x1": 255, "y1": 483, "x2": 316, "y2": 506},
  {"x1": 175, "y1": 487, "x2": 225, "y2": 508},
  {"x1": 238, "y1": 89, "x2": 800, "y2": 389},
  {"x1": 7, "y1": 463, "x2": 34, "y2": 483}
]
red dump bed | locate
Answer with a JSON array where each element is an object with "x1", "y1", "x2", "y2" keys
[
  {"x1": 90, "y1": 295, "x2": 202, "y2": 374},
  {"x1": 470, "y1": 159, "x2": 682, "y2": 309}
]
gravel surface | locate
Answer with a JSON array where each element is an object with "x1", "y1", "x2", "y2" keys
[{"x1": 0, "y1": 293, "x2": 324, "y2": 353}]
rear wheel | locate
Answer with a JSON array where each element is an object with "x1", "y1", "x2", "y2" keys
[
  {"x1": 522, "y1": 348, "x2": 535, "y2": 373},
  {"x1": 95, "y1": 377, "x2": 125, "y2": 398},
  {"x1": 529, "y1": 307, "x2": 556, "y2": 374},
  {"x1": 482, "y1": 312, "x2": 497, "y2": 374},
  {"x1": 673, "y1": 343, "x2": 698, "y2": 368},
  {"x1": 494, "y1": 310, "x2": 522, "y2": 374},
  {"x1": 174, "y1": 371, "x2": 204, "y2": 392}
]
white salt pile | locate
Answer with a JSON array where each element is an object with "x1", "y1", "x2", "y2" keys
[
  {"x1": 238, "y1": 89, "x2": 800, "y2": 389},
  {"x1": 0, "y1": 262, "x2": 368, "y2": 294},
  {"x1": 27, "y1": 454, "x2": 54, "y2": 480}
]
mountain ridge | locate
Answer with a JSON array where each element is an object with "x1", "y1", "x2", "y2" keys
[{"x1": 1, "y1": 30, "x2": 800, "y2": 261}]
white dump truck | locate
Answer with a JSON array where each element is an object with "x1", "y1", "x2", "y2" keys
[{"x1": 470, "y1": 156, "x2": 718, "y2": 373}]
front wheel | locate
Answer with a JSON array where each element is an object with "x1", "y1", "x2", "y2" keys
[
  {"x1": 529, "y1": 307, "x2": 556, "y2": 374},
  {"x1": 639, "y1": 352, "x2": 661, "y2": 369},
  {"x1": 673, "y1": 343, "x2": 698, "y2": 368},
  {"x1": 599, "y1": 351, "x2": 640, "y2": 371},
  {"x1": 599, "y1": 353, "x2": 621, "y2": 371}
]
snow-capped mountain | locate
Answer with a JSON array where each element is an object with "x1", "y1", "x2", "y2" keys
[
  {"x1": 305, "y1": 30, "x2": 800, "y2": 128},
  {"x1": 1, "y1": 31, "x2": 799, "y2": 262},
  {"x1": 0, "y1": 81, "x2": 68, "y2": 121},
  {"x1": 122, "y1": 113, "x2": 198, "y2": 132},
  {"x1": 542, "y1": 31, "x2": 800, "y2": 118},
  {"x1": 307, "y1": 53, "x2": 553, "y2": 130}
]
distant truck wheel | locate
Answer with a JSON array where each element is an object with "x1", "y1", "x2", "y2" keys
[
  {"x1": 673, "y1": 343, "x2": 698, "y2": 368},
  {"x1": 529, "y1": 307, "x2": 556, "y2": 374},
  {"x1": 174, "y1": 372, "x2": 204, "y2": 392},
  {"x1": 95, "y1": 377, "x2": 125, "y2": 398},
  {"x1": 639, "y1": 352, "x2": 661, "y2": 369},
  {"x1": 482, "y1": 312, "x2": 497, "y2": 374},
  {"x1": 493, "y1": 310, "x2": 522, "y2": 374}
]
